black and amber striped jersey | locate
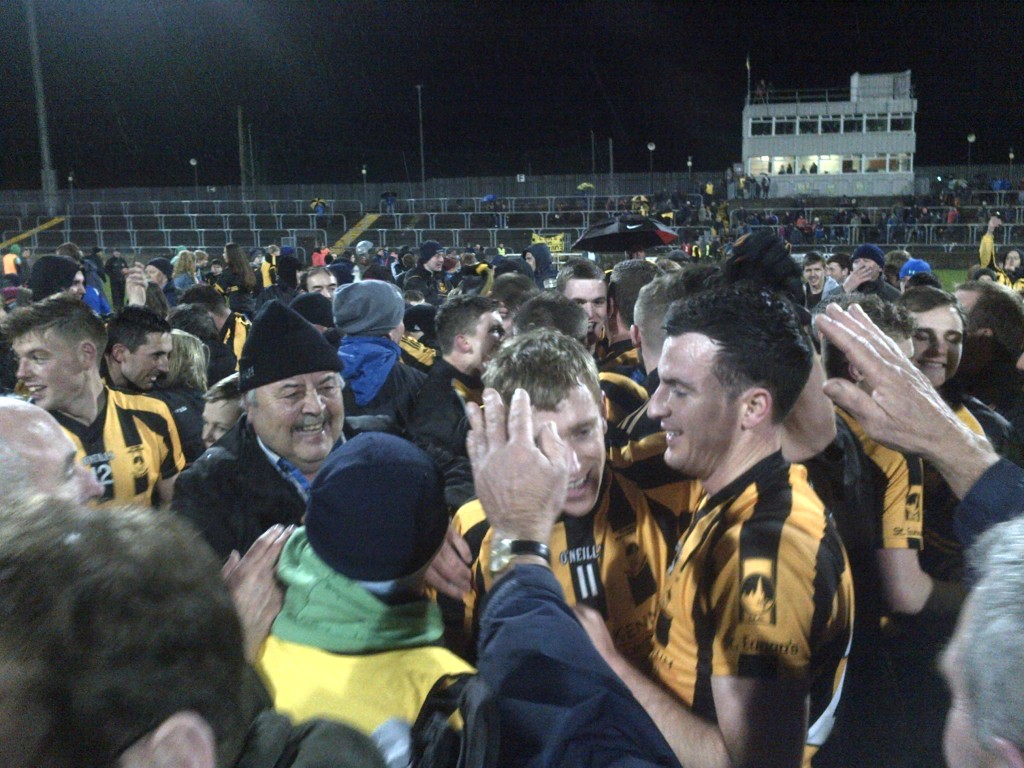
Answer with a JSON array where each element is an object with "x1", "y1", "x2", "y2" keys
[
  {"x1": 599, "y1": 370, "x2": 648, "y2": 426},
  {"x1": 836, "y1": 408, "x2": 923, "y2": 551},
  {"x1": 219, "y1": 312, "x2": 251, "y2": 372},
  {"x1": 53, "y1": 387, "x2": 185, "y2": 506},
  {"x1": 597, "y1": 338, "x2": 641, "y2": 375},
  {"x1": 651, "y1": 452, "x2": 853, "y2": 765},
  {"x1": 445, "y1": 467, "x2": 697, "y2": 668},
  {"x1": 399, "y1": 335, "x2": 437, "y2": 373},
  {"x1": 920, "y1": 404, "x2": 985, "y2": 582}
]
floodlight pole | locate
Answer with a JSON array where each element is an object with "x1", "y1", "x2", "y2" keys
[
  {"x1": 417, "y1": 85, "x2": 426, "y2": 202},
  {"x1": 24, "y1": 0, "x2": 58, "y2": 215}
]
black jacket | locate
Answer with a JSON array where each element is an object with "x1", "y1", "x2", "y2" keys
[
  {"x1": 407, "y1": 358, "x2": 481, "y2": 509},
  {"x1": 343, "y1": 359, "x2": 427, "y2": 437},
  {"x1": 401, "y1": 265, "x2": 449, "y2": 305},
  {"x1": 235, "y1": 711, "x2": 385, "y2": 768},
  {"x1": 172, "y1": 416, "x2": 307, "y2": 557},
  {"x1": 150, "y1": 386, "x2": 206, "y2": 465}
]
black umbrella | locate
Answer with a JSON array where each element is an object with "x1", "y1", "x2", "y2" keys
[{"x1": 571, "y1": 214, "x2": 679, "y2": 252}]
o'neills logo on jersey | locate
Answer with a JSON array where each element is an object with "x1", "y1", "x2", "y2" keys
[
  {"x1": 560, "y1": 544, "x2": 602, "y2": 566},
  {"x1": 740, "y1": 557, "x2": 777, "y2": 625}
]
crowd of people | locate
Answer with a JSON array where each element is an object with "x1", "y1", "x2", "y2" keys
[{"x1": 1, "y1": 226, "x2": 1024, "y2": 768}]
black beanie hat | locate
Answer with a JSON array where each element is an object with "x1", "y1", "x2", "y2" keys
[
  {"x1": 419, "y1": 240, "x2": 443, "y2": 265},
  {"x1": 289, "y1": 292, "x2": 335, "y2": 329},
  {"x1": 305, "y1": 433, "x2": 448, "y2": 581},
  {"x1": 28, "y1": 255, "x2": 80, "y2": 300},
  {"x1": 147, "y1": 257, "x2": 174, "y2": 282},
  {"x1": 238, "y1": 300, "x2": 342, "y2": 392},
  {"x1": 276, "y1": 254, "x2": 300, "y2": 289}
]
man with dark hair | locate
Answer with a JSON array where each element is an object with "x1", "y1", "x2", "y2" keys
[
  {"x1": 490, "y1": 272, "x2": 540, "y2": 336},
  {"x1": 801, "y1": 251, "x2": 840, "y2": 310},
  {"x1": 826, "y1": 252, "x2": 852, "y2": 285},
  {"x1": 407, "y1": 294, "x2": 503, "y2": 508},
  {"x1": 585, "y1": 285, "x2": 854, "y2": 767},
  {"x1": 301, "y1": 266, "x2": 338, "y2": 299},
  {"x1": 168, "y1": 302, "x2": 238, "y2": 384},
  {"x1": 180, "y1": 283, "x2": 250, "y2": 371},
  {"x1": 557, "y1": 258, "x2": 608, "y2": 354},
  {"x1": 0, "y1": 495, "x2": 385, "y2": 768},
  {"x1": 173, "y1": 300, "x2": 346, "y2": 558},
  {"x1": 953, "y1": 280, "x2": 1024, "y2": 444},
  {"x1": 512, "y1": 291, "x2": 588, "y2": 344},
  {"x1": 2, "y1": 295, "x2": 184, "y2": 507},
  {"x1": 104, "y1": 306, "x2": 173, "y2": 392},
  {"x1": 604, "y1": 258, "x2": 660, "y2": 375}
]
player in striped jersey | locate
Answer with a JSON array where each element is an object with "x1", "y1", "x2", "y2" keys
[
  {"x1": 3, "y1": 295, "x2": 184, "y2": 507},
  {"x1": 581, "y1": 285, "x2": 853, "y2": 768},
  {"x1": 444, "y1": 329, "x2": 693, "y2": 667}
]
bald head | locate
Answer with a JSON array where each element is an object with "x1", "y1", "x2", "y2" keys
[{"x1": 0, "y1": 399, "x2": 103, "y2": 503}]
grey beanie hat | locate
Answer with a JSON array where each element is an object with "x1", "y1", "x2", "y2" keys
[{"x1": 333, "y1": 280, "x2": 405, "y2": 337}]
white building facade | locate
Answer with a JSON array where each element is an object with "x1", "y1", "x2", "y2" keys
[{"x1": 742, "y1": 71, "x2": 917, "y2": 198}]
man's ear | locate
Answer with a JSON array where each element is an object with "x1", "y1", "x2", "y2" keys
[
  {"x1": 739, "y1": 387, "x2": 773, "y2": 430},
  {"x1": 629, "y1": 324, "x2": 641, "y2": 350},
  {"x1": 120, "y1": 711, "x2": 216, "y2": 768},
  {"x1": 80, "y1": 339, "x2": 103, "y2": 368}
]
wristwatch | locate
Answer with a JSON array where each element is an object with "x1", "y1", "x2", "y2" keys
[{"x1": 489, "y1": 537, "x2": 551, "y2": 575}]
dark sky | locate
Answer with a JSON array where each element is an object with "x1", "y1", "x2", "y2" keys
[{"x1": 1, "y1": 0, "x2": 1021, "y2": 189}]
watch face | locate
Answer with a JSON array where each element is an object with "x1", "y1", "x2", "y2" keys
[{"x1": 490, "y1": 538, "x2": 513, "y2": 573}]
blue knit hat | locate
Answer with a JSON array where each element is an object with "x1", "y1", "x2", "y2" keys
[
  {"x1": 851, "y1": 244, "x2": 885, "y2": 268},
  {"x1": 305, "y1": 433, "x2": 448, "y2": 581},
  {"x1": 899, "y1": 258, "x2": 932, "y2": 280}
]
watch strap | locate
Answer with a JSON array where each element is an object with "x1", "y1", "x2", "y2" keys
[{"x1": 508, "y1": 539, "x2": 551, "y2": 563}]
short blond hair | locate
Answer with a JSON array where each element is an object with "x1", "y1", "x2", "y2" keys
[{"x1": 483, "y1": 328, "x2": 600, "y2": 411}]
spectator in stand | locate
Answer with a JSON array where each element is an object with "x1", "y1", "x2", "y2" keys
[
  {"x1": 173, "y1": 250, "x2": 198, "y2": 293},
  {"x1": 202, "y1": 372, "x2": 244, "y2": 450},
  {"x1": 842, "y1": 244, "x2": 901, "y2": 301},
  {"x1": 215, "y1": 243, "x2": 259, "y2": 318}
]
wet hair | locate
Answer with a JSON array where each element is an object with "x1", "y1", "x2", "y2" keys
[
  {"x1": 608, "y1": 259, "x2": 661, "y2": 326},
  {"x1": 105, "y1": 306, "x2": 171, "y2": 354},
  {"x1": 664, "y1": 284, "x2": 812, "y2": 421},
  {"x1": 556, "y1": 258, "x2": 604, "y2": 294},
  {"x1": 180, "y1": 283, "x2": 229, "y2": 314},
  {"x1": 167, "y1": 303, "x2": 220, "y2": 343},
  {"x1": 513, "y1": 292, "x2": 588, "y2": 344},
  {"x1": 956, "y1": 280, "x2": 1024, "y2": 357},
  {"x1": 821, "y1": 294, "x2": 916, "y2": 382},
  {"x1": 435, "y1": 295, "x2": 498, "y2": 356},
  {"x1": 490, "y1": 273, "x2": 539, "y2": 315},
  {"x1": 898, "y1": 286, "x2": 966, "y2": 328},
  {"x1": 1, "y1": 294, "x2": 107, "y2": 352},
  {"x1": 483, "y1": 327, "x2": 601, "y2": 411}
]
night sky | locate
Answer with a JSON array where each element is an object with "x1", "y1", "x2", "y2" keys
[{"x1": 1, "y1": 1, "x2": 1021, "y2": 190}]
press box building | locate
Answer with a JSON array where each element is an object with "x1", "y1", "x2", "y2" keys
[{"x1": 742, "y1": 71, "x2": 916, "y2": 198}]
